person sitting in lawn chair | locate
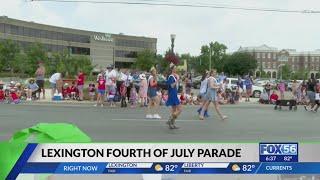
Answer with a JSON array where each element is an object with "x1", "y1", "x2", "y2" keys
[{"x1": 26, "y1": 78, "x2": 39, "y2": 101}]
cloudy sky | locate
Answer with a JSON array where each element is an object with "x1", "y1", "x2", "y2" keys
[{"x1": 1, "y1": 0, "x2": 320, "y2": 55}]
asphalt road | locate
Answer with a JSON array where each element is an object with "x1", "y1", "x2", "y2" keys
[{"x1": 0, "y1": 102, "x2": 319, "y2": 142}]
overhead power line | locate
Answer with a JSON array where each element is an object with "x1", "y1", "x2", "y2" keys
[{"x1": 30, "y1": 0, "x2": 320, "y2": 14}]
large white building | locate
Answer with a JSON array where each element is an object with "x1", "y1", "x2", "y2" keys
[{"x1": 238, "y1": 44, "x2": 320, "y2": 79}]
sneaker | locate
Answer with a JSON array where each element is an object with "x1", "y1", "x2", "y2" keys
[
  {"x1": 197, "y1": 108, "x2": 202, "y2": 114},
  {"x1": 27, "y1": 98, "x2": 31, "y2": 101},
  {"x1": 94, "y1": 104, "x2": 98, "y2": 107},
  {"x1": 101, "y1": 104, "x2": 104, "y2": 107},
  {"x1": 204, "y1": 110, "x2": 210, "y2": 117},
  {"x1": 146, "y1": 114, "x2": 153, "y2": 119}
]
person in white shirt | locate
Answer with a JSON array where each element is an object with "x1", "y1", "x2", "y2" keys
[{"x1": 49, "y1": 72, "x2": 64, "y2": 99}]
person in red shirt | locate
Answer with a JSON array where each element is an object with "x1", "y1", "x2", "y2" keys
[
  {"x1": 0, "y1": 85, "x2": 5, "y2": 102},
  {"x1": 10, "y1": 89, "x2": 20, "y2": 104},
  {"x1": 62, "y1": 83, "x2": 71, "y2": 100},
  {"x1": 95, "y1": 75, "x2": 106, "y2": 107},
  {"x1": 270, "y1": 91, "x2": 279, "y2": 105},
  {"x1": 70, "y1": 81, "x2": 77, "y2": 100},
  {"x1": 179, "y1": 91, "x2": 187, "y2": 105},
  {"x1": 76, "y1": 70, "x2": 85, "y2": 101}
]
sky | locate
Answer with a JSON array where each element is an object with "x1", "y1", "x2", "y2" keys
[{"x1": 1, "y1": 0, "x2": 320, "y2": 55}]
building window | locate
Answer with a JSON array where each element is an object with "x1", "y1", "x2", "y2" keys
[
  {"x1": 305, "y1": 64, "x2": 308, "y2": 69},
  {"x1": 292, "y1": 65, "x2": 295, "y2": 70},
  {"x1": 268, "y1": 62, "x2": 271, "y2": 68},
  {"x1": 262, "y1": 53, "x2": 266, "y2": 59},
  {"x1": 273, "y1": 53, "x2": 276, "y2": 60},
  {"x1": 273, "y1": 63, "x2": 276, "y2": 69},
  {"x1": 311, "y1": 57, "x2": 315, "y2": 62},
  {"x1": 305, "y1": 56, "x2": 308, "y2": 61},
  {"x1": 115, "y1": 39, "x2": 153, "y2": 49},
  {"x1": 0, "y1": 23, "x2": 4, "y2": 33},
  {"x1": 268, "y1": 53, "x2": 271, "y2": 59},
  {"x1": 262, "y1": 62, "x2": 265, "y2": 68},
  {"x1": 70, "y1": 46, "x2": 90, "y2": 55},
  {"x1": 115, "y1": 50, "x2": 138, "y2": 58},
  {"x1": 256, "y1": 53, "x2": 260, "y2": 58}
]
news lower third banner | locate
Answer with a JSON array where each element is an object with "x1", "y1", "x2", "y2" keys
[{"x1": 3, "y1": 143, "x2": 320, "y2": 179}]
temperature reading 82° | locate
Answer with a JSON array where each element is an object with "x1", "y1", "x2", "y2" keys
[
  {"x1": 242, "y1": 165, "x2": 256, "y2": 172},
  {"x1": 165, "y1": 165, "x2": 179, "y2": 172}
]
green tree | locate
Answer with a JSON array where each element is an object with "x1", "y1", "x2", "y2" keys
[
  {"x1": 223, "y1": 52, "x2": 257, "y2": 76},
  {"x1": 280, "y1": 64, "x2": 292, "y2": 80},
  {"x1": 133, "y1": 49, "x2": 156, "y2": 71},
  {"x1": 191, "y1": 41, "x2": 228, "y2": 74},
  {"x1": 0, "y1": 39, "x2": 20, "y2": 73},
  {"x1": 25, "y1": 43, "x2": 48, "y2": 76}
]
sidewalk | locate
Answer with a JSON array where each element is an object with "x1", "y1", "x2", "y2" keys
[{"x1": 29, "y1": 89, "x2": 259, "y2": 106}]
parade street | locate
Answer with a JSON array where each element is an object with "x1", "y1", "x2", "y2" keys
[{"x1": 0, "y1": 103, "x2": 319, "y2": 142}]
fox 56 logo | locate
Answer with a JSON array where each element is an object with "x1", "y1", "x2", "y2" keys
[{"x1": 259, "y1": 143, "x2": 298, "y2": 155}]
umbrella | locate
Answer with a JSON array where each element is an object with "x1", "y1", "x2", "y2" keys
[{"x1": 0, "y1": 123, "x2": 92, "y2": 179}]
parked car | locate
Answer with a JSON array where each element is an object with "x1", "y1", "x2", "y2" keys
[{"x1": 226, "y1": 78, "x2": 264, "y2": 98}]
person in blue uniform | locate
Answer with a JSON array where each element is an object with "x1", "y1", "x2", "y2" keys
[{"x1": 166, "y1": 65, "x2": 182, "y2": 129}]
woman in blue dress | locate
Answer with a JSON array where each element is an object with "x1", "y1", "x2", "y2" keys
[
  {"x1": 166, "y1": 65, "x2": 182, "y2": 129},
  {"x1": 199, "y1": 69, "x2": 228, "y2": 121}
]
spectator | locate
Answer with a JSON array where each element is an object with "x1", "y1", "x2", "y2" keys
[
  {"x1": 0, "y1": 82, "x2": 5, "y2": 103},
  {"x1": 70, "y1": 81, "x2": 77, "y2": 100},
  {"x1": 179, "y1": 91, "x2": 187, "y2": 105},
  {"x1": 259, "y1": 89, "x2": 269, "y2": 104},
  {"x1": 161, "y1": 90, "x2": 168, "y2": 105},
  {"x1": 277, "y1": 81, "x2": 285, "y2": 100},
  {"x1": 265, "y1": 82, "x2": 272, "y2": 98},
  {"x1": 120, "y1": 81, "x2": 127, "y2": 108},
  {"x1": 95, "y1": 75, "x2": 106, "y2": 107},
  {"x1": 108, "y1": 78, "x2": 116, "y2": 107},
  {"x1": 76, "y1": 70, "x2": 85, "y2": 101},
  {"x1": 185, "y1": 73, "x2": 192, "y2": 95},
  {"x1": 305, "y1": 77, "x2": 317, "y2": 111},
  {"x1": 35, "y1": 61, "x2": 46, "y2": 99},
  {"x1": 49, "y1": 72, "x2": 64, "y2": 99},
  {"x1": 10, "y1": 88, "x2": 20, "y2": 104},
  {"x1": 270, "y1": 91, "x2": 279, "y2": 105},
  {"x1": 26, "y1": 78, "x2": 39, "y2": 101},
  {"x1": 244, "y1": 76, "x2": 253, "y2": 102},
  {"x1": 88, "y1": 83, "x2": 96, "y2": 102},
  {"x1": 62, "y1": 83, "x2": 70, "y2": 100},
  {"x1": 129, "y1": 83, "x2": 138, "y2": 108},
  {"x1": 139, "y1": 74, "x2": 148, "y2": 107}
]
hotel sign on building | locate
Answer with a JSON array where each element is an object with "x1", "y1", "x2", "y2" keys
[{"x1": 0, "y1": 16, "x2": 157, "y2": 69}]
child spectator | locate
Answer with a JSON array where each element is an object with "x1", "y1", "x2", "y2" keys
[
  {"x1": 129, "y1": 83, "x2": 138, "y2": 108},
  {"x1": 88, "y1": 83, "x2": 96, "y2": 101},
  {"x1": 270, "y1": 91, "x2": 279, "y2": 104},
  {"x1": 95, "y1": 75, "x2": 106, "y2": 107},
  {"x1": 62, "y1": 83, "x2": 71, "y2": 100},
  {"x1": 10, "y1": 89, "x2": 20, "y2": 104},
  {"x1": 108, "y1": 79, "x2": 116, "y2": 107},
  {"x1": 277, "y1": 81, "x2": 285, "y2": 100},
  {"x1": 179, "y1": 91, "x2": 187, "y2": 105},
  {"x1": 161, "y1": 90, "x2": 168, "y2": 105},
  {"x1": 70, "y1": 81, "x2": 77, "y2": 100},
  {"x1": 120, "y1": 81, "x2": 127, "y2": 108}
]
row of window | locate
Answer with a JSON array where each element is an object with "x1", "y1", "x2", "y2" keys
[
  {"x1": 259, "y1": 61, "x2": 320, "y2": 70},
  {"x1": 115, "y1": 50, "x2": 138, "y2": 58},
  {"x1": 9, "y1": 40, "x2": 90, "y2": 55},
  {"x1": 0, "y1": 23, "x2": 90, "y2": 43},
  {"x1": 256, "y1": 52, "x2": 277, "y2": 59},
  {"x1": 291, "y1": 56, "x2": 320, "y2": 62},
  {"x1": 115, "y1": 39, "x2": 155, "y2": 49}
]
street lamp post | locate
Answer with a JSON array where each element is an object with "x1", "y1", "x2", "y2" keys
[
  {"x1": 170, "y1": 34, "x2": 176, "y2": 54},
  {"x1": 209, "y1": 44, "x2": 212, "y2": 70}
]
